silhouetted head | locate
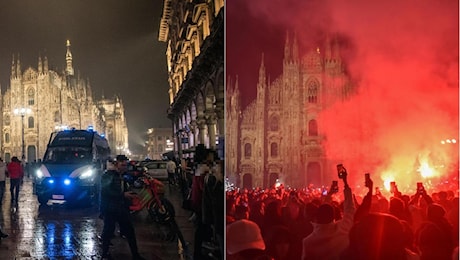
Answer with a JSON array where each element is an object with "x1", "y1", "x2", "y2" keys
[
  {"x1": 389, "y1": 197, "x2": 406, "y2": 220},
  {"x1": 426, "y1": 203, "x2": 446, "y2": 221},
  {"x1": 316, "y1": 203, "x2": 334, "y2": 224},
  {"x1": 416, "y1": 221, "x2": 452, "y2": 259},
  {"x1": 343, "y1": 213, "x2": 407, "y2": 260}
]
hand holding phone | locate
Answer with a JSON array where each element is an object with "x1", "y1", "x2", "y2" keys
[
  {"x1": 364, "y1": 173, "x2": 372, "y2": 188},
  {"x1": 337, "y1": 164, "x2": 347, "y2": 179}
]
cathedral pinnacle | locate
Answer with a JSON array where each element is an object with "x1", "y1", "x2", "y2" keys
[
  {"x1": 65, "y1": 40, "x2": 74, "y2": 76},
  {"x1": 293, "y1": 32, "x2": 299, "y2": 61},
  {"x1": 11, "y1": 54, "x2": 16, "y2": 78},
  {"x1": 259, "y1": 53, "x2": 266, "y2": 84},
  {"x1": 38, "y1": 55, "x2": 43, "y2": 74},
  {"x1": 284, "y1": 32, "x2": 291, "y2": 61}
]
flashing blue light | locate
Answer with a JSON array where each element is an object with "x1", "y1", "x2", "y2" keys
[
  {"x1": 64, "y1": 179, "x2": 71, "y2": 185},
  {"x1": 100, "y1": 133, "x2": 105, "y2": 138},
  {"x1": 48, "y1": 179, "x2": 55, "y2": 184},
  {"x1": 87, "y1": 125, "x2": 94, "y2": 131}
]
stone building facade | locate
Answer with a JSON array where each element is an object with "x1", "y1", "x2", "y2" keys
[
  {"x1": 146, "y1": 127, "x2": 174, "y2": 160},
  {"x1": 1, "y1": 41, "x2": 128, "y2": 162},
  {"x1": 227, "y1": 34, "x2": 355, "y2": 189},
  {"x1": 97, "y1": 96, "x2": 129, "y2": 156},
  {"x1": 158, "y1": 0, "x2": 224, "y2": 159}
]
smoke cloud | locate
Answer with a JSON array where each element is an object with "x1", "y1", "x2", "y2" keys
[
  {"x1": 230, "y1": 0, "x2": 458, "y2": 192},
  {"x1": 317, "y1": 0, "x2": 459, "y2": 192}
]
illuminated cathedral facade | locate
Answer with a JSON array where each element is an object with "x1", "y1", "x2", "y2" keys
[
  {"x1": 1, "y1": 41, "x2": 128, "y2": 163},
  {"x1": 226, "y1": 34, "x2": 356, "y2": 189}
]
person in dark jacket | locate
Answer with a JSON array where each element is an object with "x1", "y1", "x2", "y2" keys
[
  {"x1": 7, "y1": 156, "x2": 23, "y2": 206},
  {"x1": 100, "y1": 155, "x2": 145, "y2": 260}
]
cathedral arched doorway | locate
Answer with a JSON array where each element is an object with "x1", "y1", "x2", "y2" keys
[
  {"x1": 306, "y1": 162, "x2": 321, "y2": 187},
  {"x1": 242, "y1": 174, "x2": 252, "y2": 190},
  {"x1": 4, "y1": 153, "x2": 10, "y2": 163},
  {"x1": 27, "y1": 146, "x2": 36, "y2": 163},
  {"x1": 269, "y1": 173, "x2": 278, "y2": 188}
]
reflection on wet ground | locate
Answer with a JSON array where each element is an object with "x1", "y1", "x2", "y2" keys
[{"x1": 0, "y1": 178, "x2": 194, "y2": 259}]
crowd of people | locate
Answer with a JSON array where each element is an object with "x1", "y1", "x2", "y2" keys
[
  {"x1": 175, "y1": 146, "x2": 224, "y2": 260},
  {"x1": 226, "y1": 168, "x2": 459, "y2": 260}
]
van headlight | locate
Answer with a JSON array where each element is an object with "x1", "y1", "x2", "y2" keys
[
  {"x1": 36, "y1": 169, "x2": 44, "y2": 179},
  {"x1": 80, "y1": 169, "x2": 93, "y2": 179}
]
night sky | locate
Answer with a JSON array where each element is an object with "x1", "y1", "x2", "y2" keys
[
  {"x1": 0, "y1": 0, "x2": 170, "y2": 154},
  {"x1": 227, "y1": 0, "x2": 459, "y2": 188}
]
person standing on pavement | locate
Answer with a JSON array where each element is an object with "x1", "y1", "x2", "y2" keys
[
  {"x1": 7, "y1": 156, "x2": 23, "y2": 207},
  {"x1": 100, "y1": 155, "x2": 146, "y2": 260},
  {"x1": 0, "y1": 158, "x2": 7, "y2": 205},
  {"x1": 166, "y1": 158, "x2": 177, "y2": 186}
]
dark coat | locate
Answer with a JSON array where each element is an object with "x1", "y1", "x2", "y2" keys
[{"x1": 100, "y1": 169, "x2": 129, "y2": 215}]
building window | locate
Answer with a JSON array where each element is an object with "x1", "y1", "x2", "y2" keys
[
  {"x1": 28, "y1": 117, "x2": 34, "y2": 128},
  {"x1": 244, "y1": 143, "x2": 252, "y2": 158},
  {"x1": 309, "y1": 119, "x2": 318, "y2": 136},
  {"x1": 5, "y1": 133, "x2": 9, "y2": 143},
  {"x1": 28, "y1": 88, "x2": 35, "y2": 105},
  {"x1": 270, "y1": 143, "x2": 278, "y2": 157},
  {"x1": 158, "y1": 144, "x2": 163, "y2": 152},
  {"x1": 4, "y1": 115, "x2": 10, "y2": 126},
  {"x1": 158, "y1": 136, "x2": 162, "y2": 141},
  {"x1": 54, "y1": 111, "x2": 60, "y2": 123},
  {"x1": 269, "y1": 116, "x2": 279, "y2": 131},
  {"x1": 308, "y1": 80, "x2": 318, "y2": 103}
]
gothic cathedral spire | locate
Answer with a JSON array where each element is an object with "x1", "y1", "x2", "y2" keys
[
  {"x1": 292, "y1": 32, "x2": 299, "y2": 62},
  {"x1": 65, "y1": 40, "x2": 74, "y2": 76},
  {"x1": 44, "y1": 55, "x2": 49, "y2": 73},
  {"x1": 258, "y1": 53, "x2": 266, "y2": 85},
  {"x1": 325, "y1": 34, "x2": 332, "y2": 61},
  {"x1": 284, "y1": 32, "x2": 291, "y2": 62},
  {"x1": 16, "y1": 54, "x2": 21, "y2": 78},
  {"x1": 38, "y1": 55, "x2": 43, "y2": 74},
  {"x1": 11, "y1": 54, "x2": 16, "y2": 78}
]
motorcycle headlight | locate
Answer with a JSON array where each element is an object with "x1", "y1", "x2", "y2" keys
[{"x1": 80, "y1": 169, "x2": 93, "y2": 179}]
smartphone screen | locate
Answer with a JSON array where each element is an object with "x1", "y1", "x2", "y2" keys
[{"x1": 337, "y1": 164, "x2": 345, "y2": 179}]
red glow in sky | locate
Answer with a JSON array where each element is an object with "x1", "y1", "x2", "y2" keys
[{"x1": 227, "y1": 0, "x2": 459, "y2": 192}]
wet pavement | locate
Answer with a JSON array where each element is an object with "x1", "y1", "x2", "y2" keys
[{"x1": 0, "y1": 177, "x2": 195, "y2": 259}]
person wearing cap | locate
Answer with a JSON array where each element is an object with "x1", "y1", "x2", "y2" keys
[
  {"x1": 100, "y1": 155, "x2": 145, "y2": 260},
  {"x1": 227, "y1": 219, "x2": 273, "y2": 260}
]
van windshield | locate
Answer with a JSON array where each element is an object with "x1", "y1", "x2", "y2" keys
[{"x1": 43, "y1": 147, "x2": 92, "y2": 164}]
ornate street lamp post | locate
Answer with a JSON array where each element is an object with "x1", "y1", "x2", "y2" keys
[{"x1": 14, "y1": 108, "x2": 31, "y2": 161}]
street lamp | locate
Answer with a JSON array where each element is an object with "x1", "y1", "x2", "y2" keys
[{"x1": 14, "y1": 108, "x2": 31, "y2": 161}]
